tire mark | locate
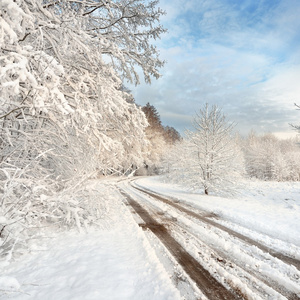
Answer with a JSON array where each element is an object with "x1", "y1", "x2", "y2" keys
[
  {"x1": 132, "y1": 184, "x2": 300, "y2": 272},
  {"x1": 119, "y1": 189, "x2": 241, "y2": 300}
]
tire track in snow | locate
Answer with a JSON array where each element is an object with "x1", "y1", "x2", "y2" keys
[
  {"x1": 168, "y1": 218, "x2": 300, "y2": 300},
  {"x1": 132, "y1": 184, "x2": 300, "y2": 272},
  {"x1": 119, "y1": 188, "x2": 241, "y2": 300},
  {"x1": 130, "y1": 183, "x2": 300, "y2": 299}
]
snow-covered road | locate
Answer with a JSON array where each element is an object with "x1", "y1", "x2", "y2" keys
[
  {"x1": 1, "y1": 180, "x2": 181, "y2": 300},
  {"x1": 119, "y1": 177, "x2": 300, "y2": 299},
  {"x1": 2, "y1": 177, "x2": 300, "y2": 300}
]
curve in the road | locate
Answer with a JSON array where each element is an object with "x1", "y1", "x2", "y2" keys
[
  {"x1": 119, "y1": 188, "x2": 243, "y2": 300},
  {"x1": 132, "y1": 184, "x2": 300, "y2": 272}
]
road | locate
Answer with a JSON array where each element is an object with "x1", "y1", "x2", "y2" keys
[{"x1": 118, "y1": 179, "x2": 300, "y2": 300}]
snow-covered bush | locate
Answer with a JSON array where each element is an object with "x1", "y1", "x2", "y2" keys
[{"x1": 0, "y1": 173, "x2": 114, "y2": 265}]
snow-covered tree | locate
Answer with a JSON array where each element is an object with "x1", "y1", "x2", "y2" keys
[
  {"x1": 1, "y1": 0, "x2": 165, "y2": 176},
  {"x1": 139, "y1": 103, "x2": 180, "y2": 175},
  {"x1": 189, "y1": 105, "x2": 243, "y2": 194},
  {"x1": 141, "y1": 103, "x2": 166, "y2": 173},
  {"x1": 162, "y1": 104, "x2": 244, "y2": 195},
  {"x1": 162, "y1": 139, "x2": 193, "y2": 183},
  {"x1": 163, "y1": 125, "x2": 181, "y2": 145},
  {"x1": 0, "y1": 0, "x2": 165, "y2": 262},
  {"x1": 243, "y1": 133, "x2": 300, "y2": 181}
]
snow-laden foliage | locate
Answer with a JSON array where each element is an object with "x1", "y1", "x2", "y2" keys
[
  {"x1": 0, "y1": 176, "x2": 116, "y2": 265},
  {"x1": 162, "y1": 104, "x2": 244, "y2": 195},
  {"x1": 138, "y1": 103, "x2": 181, "y2": 175},
  {"x1": 243, "y1": 132, "x2": 300, "y2": 181},
  {"x1": 0, "y1": 0, "x2": 165, "y2": 263}
]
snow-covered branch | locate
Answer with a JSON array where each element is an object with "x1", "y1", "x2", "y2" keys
[
  {"x1": 1, "y1": 0, "x2": 164, "y2": 263},
  {"x1": 162, "y1": 104, "x2": 244, "y2": 195}
]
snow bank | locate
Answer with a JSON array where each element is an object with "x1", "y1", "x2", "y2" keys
[{"x1": 1, "y1": 179, "x2": 181, "y2": 300}]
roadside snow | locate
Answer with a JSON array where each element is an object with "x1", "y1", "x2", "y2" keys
[
  {"x1": 134, "y1": 176, "x2": 300, "y2": 249},
  {"x1": 1, "y1": 180, "x2": 181, "y2": 300},
  {"x1": 2, "y1": 176, "x2": 299, "y2": 299}
]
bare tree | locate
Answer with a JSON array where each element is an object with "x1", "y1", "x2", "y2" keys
[{"x1": 291, "y1": 103, "x2": 300, "y2": 133}]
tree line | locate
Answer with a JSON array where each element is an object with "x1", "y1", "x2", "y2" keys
[
  {"x1": 0, "y1": 0, "x2": 178, "y2": 263},
  {"x1": 162, "y1": 104, "x2": 300, "y2": 195}
]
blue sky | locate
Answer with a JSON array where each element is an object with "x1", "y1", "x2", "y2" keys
[{"x1": 130, "y1": 0, "x2": 300, "y2": 138}]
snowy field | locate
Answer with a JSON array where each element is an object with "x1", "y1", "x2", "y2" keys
[{"x1": 1, "y1": 176, "x2": 300, "y2": 299}]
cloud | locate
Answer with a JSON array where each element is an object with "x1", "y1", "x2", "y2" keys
[{"x1": 130, "y1": 0, "x2": 300, "y2": 138}]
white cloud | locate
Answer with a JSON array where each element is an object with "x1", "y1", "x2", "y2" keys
[{"x1": 130, "y1": 0, "x2": 300, "y2": 136}]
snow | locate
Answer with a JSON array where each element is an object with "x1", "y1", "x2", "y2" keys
[
  {"x1": 134, "y1": 176, "x2": 300, "y2": 252},
  {"x1": 2, "y1": 177, "x2": 300, "y2": 299},
  {"x1": 130, "y1": 176, "x2": 300, "y2": 298},
  {"x1": 2, "y1": 230, "x2": 179, "y2": 300},
  {"x1": 1, "y1": 180, "x2": 181, "y2": 300},
  {"x1": 0, "y1": 276, "x2": 20, "y2": 291}
]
